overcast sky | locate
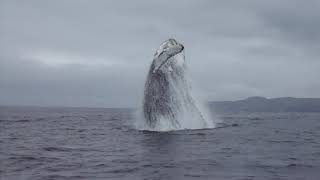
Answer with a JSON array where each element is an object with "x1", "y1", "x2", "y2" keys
[{"x1": 1, "y1": 0, "x2": 319, "y2": 107}]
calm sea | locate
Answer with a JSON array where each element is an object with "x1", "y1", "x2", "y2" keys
[{"x1": 1, "y1": 106, "x2": 320, "y2": 180}]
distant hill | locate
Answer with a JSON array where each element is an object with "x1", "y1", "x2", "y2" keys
[{"x1": 209, "y1": 97, "x2": 320, "y2": 113}]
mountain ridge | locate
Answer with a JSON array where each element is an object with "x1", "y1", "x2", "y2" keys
[{"x1": 209, "y1": 97, "x2": 320, "y2": 113}]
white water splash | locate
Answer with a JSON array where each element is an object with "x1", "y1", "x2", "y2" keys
[{"x1": 135, "y1": 98, "x2": 215, "y2": 131}]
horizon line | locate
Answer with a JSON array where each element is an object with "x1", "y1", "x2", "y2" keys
[{"x1": 1, "y1": 96, "x2": 320, "y2": 109}]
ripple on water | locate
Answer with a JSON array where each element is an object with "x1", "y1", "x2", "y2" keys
[{"x1": 1, "y1": 108, "x2": 320, "y2": 180}]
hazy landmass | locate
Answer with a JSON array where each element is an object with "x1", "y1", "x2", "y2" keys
[{"x1": 210, "y1": 97, "x2": 320, "y2": 113}]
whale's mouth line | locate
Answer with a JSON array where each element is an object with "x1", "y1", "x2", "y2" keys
[{"x1": 153, "y1": 45, "x2": 184, "y2": 74}]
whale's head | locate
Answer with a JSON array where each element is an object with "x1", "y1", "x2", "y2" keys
[{"x1": 152, "y1": 38, "x2": 185, "y2": 74}]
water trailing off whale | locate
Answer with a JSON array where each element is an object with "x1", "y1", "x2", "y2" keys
[{"x1": 141, "y1": 39, "x2": 213, "y2": 130}]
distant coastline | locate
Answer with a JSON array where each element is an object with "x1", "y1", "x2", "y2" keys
[
  {"x1": 1, "y1": 97, "x2": 320, "y2": 113},
  {"x1": 209, "y1": 97, "x2": 320, "y2": 113}
]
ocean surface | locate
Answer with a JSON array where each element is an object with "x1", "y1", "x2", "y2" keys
[{"x1": 1, "y1": 106, "x2": 320, "y2": 180}]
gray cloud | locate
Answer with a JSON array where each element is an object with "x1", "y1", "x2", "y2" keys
[{"x1": 1, "y1": 0, "x2": 319, "y2": 107}]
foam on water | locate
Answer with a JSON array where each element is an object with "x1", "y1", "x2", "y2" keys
[{"x1": 135, "y1": 98, "x2": 215, "y2": 131}]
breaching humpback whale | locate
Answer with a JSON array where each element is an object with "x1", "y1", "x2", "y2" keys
[{"x1": 143, "y1": 39, "x2": 208, "y2": 129}]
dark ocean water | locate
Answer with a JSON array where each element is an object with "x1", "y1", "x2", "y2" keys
[{"x1": 1, "y1": 106, "x2": 320, "y2": 180}]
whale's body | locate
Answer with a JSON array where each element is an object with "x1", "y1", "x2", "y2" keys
[{"x1": 143, "y1": 39, "x2": 208, "y2": 129}]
